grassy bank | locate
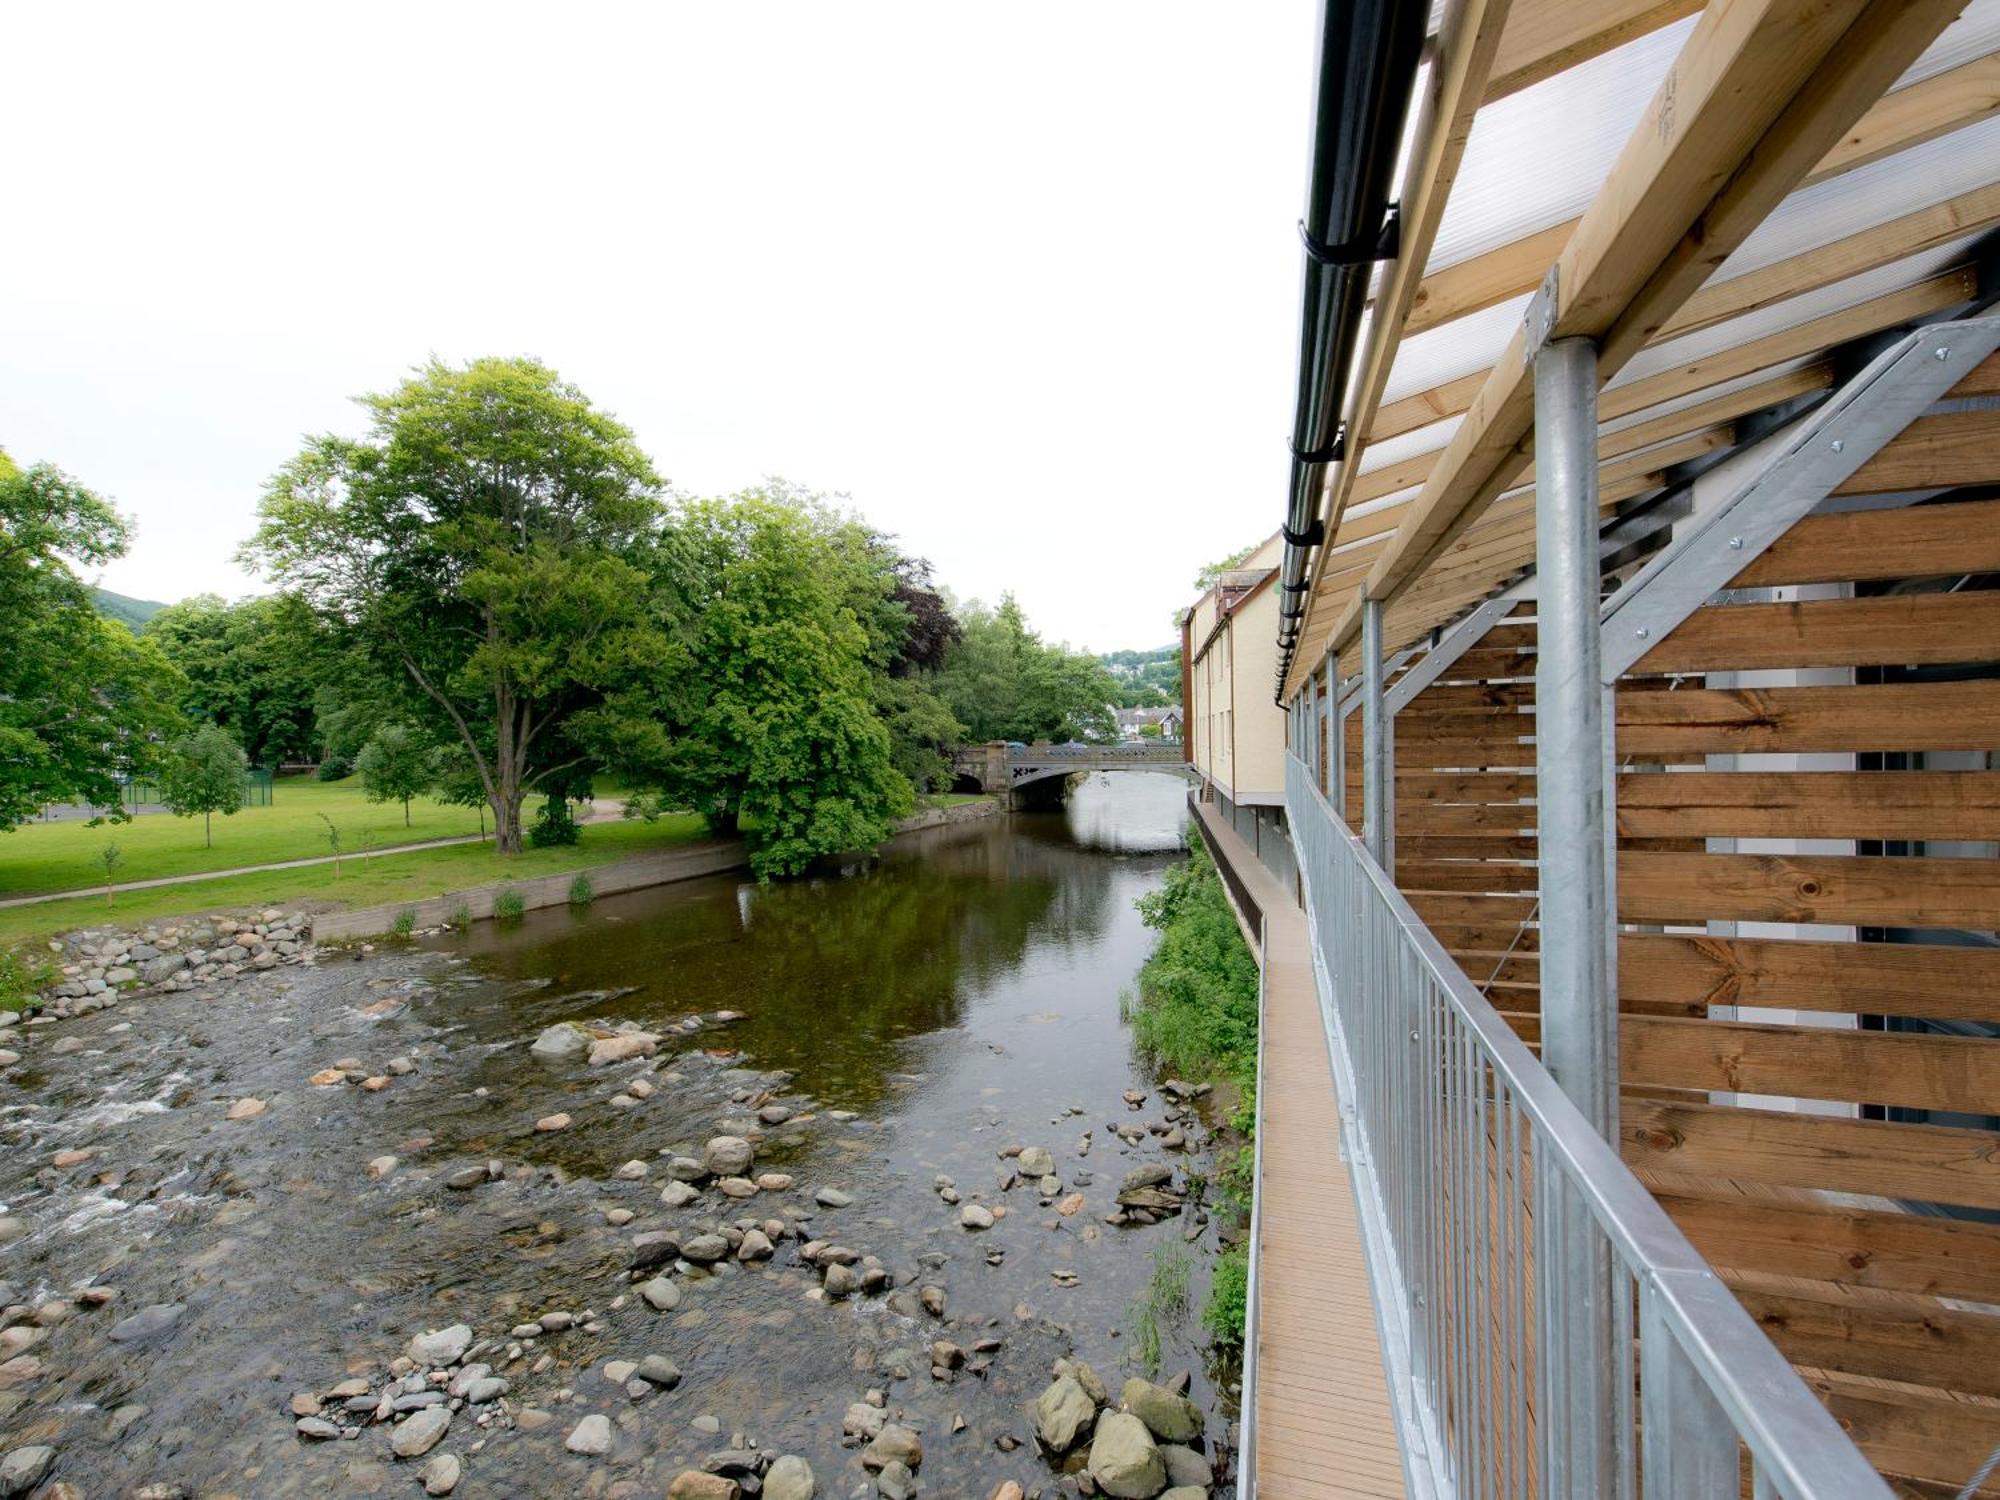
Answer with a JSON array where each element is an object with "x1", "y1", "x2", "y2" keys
[
  {"x1": 1127, "y1": 835, "x2": 1260, "y2": 1349},
  {"x1": 0, "y1": 813, "x2": 709, "y2": 945}
]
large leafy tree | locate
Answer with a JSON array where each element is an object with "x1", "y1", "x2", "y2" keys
[
  {"x1": 937, "y1": 595, "x2": 1119, "y2": 744},
  {"x1": 243, "y1": 357, "x2": 668, "y2": 852},
  {"x1": 0, "y1": 450, "x2": 185, "y2": 827},
  {"x1": 146, "y1": 591, "x2": 329, "y2": 765},
  {"x1": 604, "y1": 489, "x2": 916, "y2": 879}
]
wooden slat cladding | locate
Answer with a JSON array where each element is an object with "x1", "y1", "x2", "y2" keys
[
  {"x1": 1618, "y1": 932, "x2": 2000, "y2": 1022},
  {"x1": 1632, "y1": 591, "x2": 2000, "y2": 674},
  {"x1": 1616, "y1": 769, "x2": 2000, "y2": 840},
  {"x1": 1622, "y1": 1014, "x2": 2000, "y2": 1115},
  {"x1": 1619, "y1": 849, "x2": 2000, "y2": 929},
  {"x1": 1835, "y1": 406, "x2": 2000, "y2": 496},
  {"x1": 1613, "y1": 680, "x2": 2000, "y2": 754},
  {"x1": 1808, "y1": 1372, "x2": 2000, "y2": 1498},
  {"x1": 1730, "y1": 498, "x2": 2000, "y2": 588},
  {"x1": 1622, "y1": 1099, "x2": 2000, "y2": 1212},
  {"x1": 1654, "y1": 1190, "x2": 2000, "y2": 1303}
]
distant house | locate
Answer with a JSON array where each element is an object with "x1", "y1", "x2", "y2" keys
[
  {"x1": 1114, "y1": 706, "x2": 1181, "y2": 741},
  {"x1": 1157, "y1": 706, "x2": 1181, "y2": 741}
]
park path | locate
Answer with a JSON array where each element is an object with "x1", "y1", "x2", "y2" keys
[{"x1": 0, "y1": 800, "x2": 626, "y2": 911}]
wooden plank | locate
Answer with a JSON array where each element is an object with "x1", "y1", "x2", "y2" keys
[
  {"x1": 1612, "y1": 680, "x2": 2000, "y2": 755},
  {"x1": 1396, "y1": 860, "x2": 1540, "y2": 894},
  {"x1": 1836, "y1": 407, "x2": 2000, "y2": 495},
  {"x1": 1728, "y1": 498, "x2": 2000, "y2": 587},
  {"x1": 1484, "y1": 0, "x2": 1702, "y2": 102},
  {"x1": 1635, "y1": 592, "x2": 2000, "y2": 674},
  {"x1": 1808, "y1": 1371, "x2": 2000, "y2": 1495},
  {"x1": 1616, "y1": 769, "x2": 2000, "y2": 841},
  {"x1": 1398, "y1": 50, "x2": 2000, "y2": 343},
  {"x1": 1655, "y1": 1189, "x2": 2000, "y2": 1303},
  {"x1": 1622, "y1": 1013, "x2": 2000, "y2": 1115},
  {"x1": 1618, "y1": 848, "x2": 2000, "y2": 929},
  {"x1": 1735, "y1": 1282, "x2": 2000, "y2": 1400},
  {"x1": 1618, "y1": 931, "x2": 2000, "y2": 1023},
  {"x1": 1623, "y1": 1097, "x2": 2000, "y2": 1209}
]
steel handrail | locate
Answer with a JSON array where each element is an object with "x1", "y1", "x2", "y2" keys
[{"x1": 1284, "y1": 752, "x2": 1890, "y2": 1500}]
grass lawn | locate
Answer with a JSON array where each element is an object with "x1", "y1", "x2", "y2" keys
[
  {"x1": 0, "y1": 775, "x2": 507, "y2": 898},
  {"x1": 0, "y1": 812, "x2": 711, "y2": 945}
]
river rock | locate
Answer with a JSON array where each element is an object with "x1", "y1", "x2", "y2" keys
[
  {"x1": 225, "y1": 1097, "x2": 266, "y2": 1120},
  {"x1": 565, "y1": 1413, "x2": 612, "y2": 1455},
  {"x1": 637, "y1": 1354, "x2": 682, "y2": 1389},
  {"x1": 1035, "y1": 1374, "x2": 1096, "y2": 1453},
  {"x1": 1161, "y1": 1490, "x2": 1207, "y2": 1500},
  {"x1": 1088, "y1": 1411, "x2": 1165, "y2": 1498},
  {"x1": 814, "y1": 1186, "x2": 852, "y2": 1208},
  {"x1": 529, "y1": 1024, "x2": 590, "y2": 1060},
  {"x1": 861, "y1": 1425, "x2": 922, "y2": 1471},
  {"x1": 823, "y1": 1263, "x2": 860, "y2": 1298},
  {"x1": 0, "y1": 1446, "x2": 54, "y2": 1496},
  {"x1": 534, "y1": 1112, "x2": 572, "y2": 1132},
  {"x1": 589, "y1": 1032, "x2": 659, "y2": 1066},
  {"x1": 716, "y1": 1176, "x2": 758, "y2": 1198},
  {"x1": 420, "y1": 1452, "x2": 462, "y2": 1495},
  {"x1": 108, "y1": 1303, "x2": 182, "y2": 1343},
  {"x1": 667, "y1": 1475, "x2": 738, "y2": 1500},
  {"x1": 406, "y1": 1324, "x2": 473, "y2": 1367},
  {"x1": 391, "y1": 1406, "x2": 451, "y2": 1458},
  {"x1": 843, "y1": 1401, "x2": 887, "y2": 1440},
  {"x1": 660, "y1": 1180, "x2": 701, "y2": 1207},
  {"x1": 764, "y1": 1454, "x2": 814, "y2": 1500},
  {"x1": 639, "y1": 1277, "x2": 682, "y2": 1312},
  {"x1": 1122, "y1": 1377, "x2": 1203, "y2": 1442},
  {"x1": 875, "y1": 1461, "x2": 916, "y2": 1500},
  {"x1": 703, "y1": 1135, "x2": 753, "y2": 1175},
  {"x1": 988, "y1": 1486, "x2": 1025, "y2": 1500},
  {"x1": 737, "y1": 1228, "x2": 774, "y2": 1261},
  {"x1": 295, "y1": 1417, "x2": 341, "y2": 1440},
  {"x1": 1017, "y1": 1146, "x2": 1055, "y2": 1177},
  {"x1": 681, "y1": 1233, "x2": 729, "y2": 1263},
  {"x1": 959, "y1": 1204, "x2": 994, "y2": 1230},
  {"x1": 1160, "y1": 1444, "x2": 1212, "y2": 1489}
]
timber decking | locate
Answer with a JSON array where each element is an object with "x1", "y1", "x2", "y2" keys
[{"x1": 1192, "y1": 802, "x2": 1406, "y2": 1499}]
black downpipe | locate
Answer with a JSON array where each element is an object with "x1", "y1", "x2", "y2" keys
[{"x1": 1275, "y1": 0, "x2": 1427, "y2": 697}]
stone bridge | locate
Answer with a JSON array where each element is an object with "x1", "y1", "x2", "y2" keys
[{"x1": 951, "y1": 741, "x2": 1192, "y2": 797}]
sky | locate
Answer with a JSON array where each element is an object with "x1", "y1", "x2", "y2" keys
[{"x1": 3, "y1": 3, "x2": 1317, "y2": 653}]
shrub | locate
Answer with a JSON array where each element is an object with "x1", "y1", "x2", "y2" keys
[
  {"x1": 492, "y1": 887, "x2": 525, "y2": 922},
  {"x1": 528, "y1": 795, "x2": 580, "y2": 847},
  {"x1": 447, "y1": 902, "x2": 472, "y2": 931},
  {"x1": 1130, "y1": 839, "x2": 1260, "y2": 1089},
  {"x1": 568, "y1": 873, "x2": 595, "y2": 907},
  {"x1": 0, "y1": 945, "x2": 55, "y2": 1014},
  {"x1": 390, "y1": 908, "x2": 416, "y2": 939},
  {"x1": 1204, "y1": 1244, "x2": 1249, "y2": 1347},
  {"x1": 317, "y1": 755, "x2": 353, "y2": 782}
]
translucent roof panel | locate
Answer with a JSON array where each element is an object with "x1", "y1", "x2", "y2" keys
[
  {"x1": 1713, "y1": 115, "x2": 2000, "y2": 284},
  {"x1": 1901, "y1": 0, "x2": 2000, "y2": 85},
  {"x1": 1424, "y1": 16, "x2": 1696, "y2": 273},
  {"x1": 1356, "y1": 414, "x2": 1462, "y2": 477},
  {"x1": 1380, "y1": 292, "x2": 1530, "y2": 406}
]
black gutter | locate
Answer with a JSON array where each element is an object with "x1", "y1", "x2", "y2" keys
[{"x1": 1274, "y1": 0, "x2": 1427, "y2": 699}]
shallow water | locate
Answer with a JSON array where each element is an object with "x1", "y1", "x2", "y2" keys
[{"x1": 0, "y1": 773, "x2": 1229, "y2": 1497}]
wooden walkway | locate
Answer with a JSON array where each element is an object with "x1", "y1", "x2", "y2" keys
[{"x1": 1193, "y1": 803, "x2": 1406, "y2": 1500}]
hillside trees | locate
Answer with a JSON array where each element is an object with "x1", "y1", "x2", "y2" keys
[
  {"x1": 0, "y1": 450, "x2": 184, "y2": 827},
  {"x1": 243, "y1": 357, "x2": 670, "y2": 852},
  {"x1": 937, "y1": 596, "x2": 1118, "y2": 744},
  {"x1": 146, "y1": 591, "x2": 328, "y2": 765}
]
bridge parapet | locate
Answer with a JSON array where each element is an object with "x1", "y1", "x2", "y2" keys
[{"x1": 950, "y1": 742, "x2": 1191, "y2": 795}]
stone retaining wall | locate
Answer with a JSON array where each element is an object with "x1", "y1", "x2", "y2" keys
[{"x1": 315, "y1": 798, "x2": 1004, "y2": 942}]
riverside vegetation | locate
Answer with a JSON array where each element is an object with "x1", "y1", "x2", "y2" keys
[{"x1": 1126, "y1": 838, "x2": 1260, "y2": 1347}]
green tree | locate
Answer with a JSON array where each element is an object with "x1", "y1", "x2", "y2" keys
[
  {"x1": 355, "y1": 723, "x2": 433, "y2": 826},
  {"x1": 162, "y1": 722, "x2": 248, "y2": 846},
  {"x1": 0, "y1": 451, "x2": 185, "y2": 827},
  {"x1": 601, "y1": 490, "x2": 915, "y2": 879},
  {"x1": 146, "y1": 591, "x2": 329, "y2": 766},
  {"x1": 242, "y1": 357, "x2": 669, "y2": 852},
  {"x1": 1192, "y1": 544, "x2": 1256, "y2": 594},
  {"x1": 937, "y1": 596, "x2": 1118, "y2": 744}
]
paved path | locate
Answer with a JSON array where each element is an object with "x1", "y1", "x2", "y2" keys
[
  {"x1": 1192, "y1": 800, "x2": 1406, "y2": 1500},
  {"x1": 0, "y1": 800, "x2": 631, "y2": 911}
]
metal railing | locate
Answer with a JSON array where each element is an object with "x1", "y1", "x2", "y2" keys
[{"x1": 1284, "y1": 753, "x2": 1890, "y2": 1500}]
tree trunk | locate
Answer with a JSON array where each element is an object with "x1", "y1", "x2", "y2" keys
[
  {"x1": 205, "y1": 810, "x2": 212, "y2": 848},
  {"x1": 404, "y1": 798, "x2": 411, "y2": 827},
  {"x1": 492, "y1": 790, "x2": 525, "y2": 854}
]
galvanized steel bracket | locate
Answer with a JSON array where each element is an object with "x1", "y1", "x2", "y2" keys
[{"x1": 1523, "y1": 263, "x2": 1560, "y2": 361}]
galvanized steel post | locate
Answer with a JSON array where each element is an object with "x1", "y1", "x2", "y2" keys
[
  {"x1": 1532, "y1": 331, "x2": 1620, "y2": 1498},
  {"x1": 1361, "y1": 598, "x2": 1391, "y2": 867}
]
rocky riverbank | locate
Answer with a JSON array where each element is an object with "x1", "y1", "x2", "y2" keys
[{"x1": 0, "y1": 901, "x2": 1234, "y2": 1498}]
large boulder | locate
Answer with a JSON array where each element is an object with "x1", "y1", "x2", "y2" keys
[
  {"x1": 1034, "y1": 1374, "x2": 1097, "y2": 1454},
  {"x1": 1122, "y1": 1377, "x2": 1203, "y2": 1443},
  {"x1": 1016, "y1": 1146, "x2": 1055, "y2": 1177},
  {"x1": 588, "y1": 1032, "x2": 659, "y2": 1067},
  {"x1": 861, "y1": 1425, "x2": 923, "y2": 1472},
  {"x1": 1088, "y1": 1411, "x2": 1166, "y2": 1499},
  {"x1": 391, "y1": 1406, "x2": 452, "y2": 1458},
  {"x1": 668, "y1": 1473, "x2": 739, "y2": 1499},
  {"x1": 764, "y1": 1454, "x2": 815, "y2": 1500},
  {"x1": 0, "y1": 1446, "x2": 54, "y2": 1497},
  {"x1": 406, "y1": 1324, "x2": 474, "y2": 1368}
]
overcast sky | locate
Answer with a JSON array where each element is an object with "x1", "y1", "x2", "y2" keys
[{"x1": 4, "y1": 3, "x2": 1316, "y2": 653}]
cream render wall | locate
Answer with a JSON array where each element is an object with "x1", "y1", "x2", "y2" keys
[{"x1": 1183, "y1": 536, "x2": 1288, "y2": 807}]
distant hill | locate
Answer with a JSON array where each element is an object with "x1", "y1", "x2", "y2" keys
[
  {"x1": 1100, "y1": 644, "x2": 1180, "y2": 708},
  {"x1": 91, "y1": 587, "x2": 169, "y2": 630}
]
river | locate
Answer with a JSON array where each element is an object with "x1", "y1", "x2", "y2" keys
[{"x1": 0, "y1": 772, "x2": 1228, "y2": 1497}]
